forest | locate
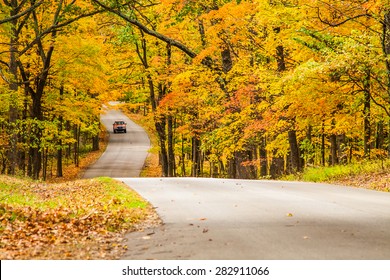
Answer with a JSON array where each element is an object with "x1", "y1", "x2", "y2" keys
[{"x1": 1, "y1": 0, "x2": 390, "y2": 180}]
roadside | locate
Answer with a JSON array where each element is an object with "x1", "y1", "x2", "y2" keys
[
  {"x1": 332, "y1": 172, "x2": 390, "y2": 192},
  {"x1": 283, "y1": 160, "x2": 390, "y2": 192},
  {"x1": 46, "y1": 128, "x2": 109, "y2": 183},
  {"x1": 0, "y1": 176, "x2": 160, "y2": 259},
  {"x1": 0, "y1": 106, "x2": 160, "y2": 260}
]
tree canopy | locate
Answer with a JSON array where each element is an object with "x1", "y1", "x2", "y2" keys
[{"x1": 1, "y1": 0, "x2": 390, "y2": 179}]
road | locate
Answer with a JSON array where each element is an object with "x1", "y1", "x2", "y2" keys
[
  {"x1": 83, "y1": 107, "x2": 390, "y2": 259},
  {"x1": 120, "y1": 178, "x2": 390, "y2": 260},
  {"x1": 83, "y1": 105, "x2": 150, "y2": 178}
]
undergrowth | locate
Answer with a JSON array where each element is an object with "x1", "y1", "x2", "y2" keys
[{"x1": 283, "y1": 159, "x2": 390, "y2": 192}]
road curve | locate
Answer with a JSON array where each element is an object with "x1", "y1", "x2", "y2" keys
[
  {"x1": 84, "y1": 107, "x2": 390, "y2": 259},
  {"x1": 120, "y1": 177, "x2": 390, "y2": 260},
  {"x1": 83, "y1": 106, "x2": 150, "y2": 178}
]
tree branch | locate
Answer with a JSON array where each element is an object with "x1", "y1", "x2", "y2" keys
[
  {"x1": 19, "y1": 9, "x2": 103, "y2": 57},
  {"x1": 316, "y1": 4, "x2": 372, "y2": 28},
  {"x1": 0, "y1": 1, "x2": 43, "y2": 25},
  {"x1": 91, "y1": 0, "x2": 197, "y2": 58},
  {"x1": 371, "y1": 94, "x2": 390, "y2": 117}
]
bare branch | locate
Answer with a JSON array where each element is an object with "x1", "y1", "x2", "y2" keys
[
  {"x1": 19, "y1": 9, "x2": 103, "y2": 57},
  {"x1": 316, "y1": 6, "x2": 370, "y2": 28},
  {"x1": 371, "y1": 94, "x2": 390, "y2": 117},
  {"x1": 0, "y1": 1, "x2": 43, "y2": 25},
  {"x1": 91, "y1": 0, "x2": 197, "y2": 59}
]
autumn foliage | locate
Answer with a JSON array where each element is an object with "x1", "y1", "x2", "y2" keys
[
  {"x1": 2, "y1": 1, "x2": 390, "y2": 180},
  {"x1": 111, "y1": 0, "x2": 390, "y2": 178}
]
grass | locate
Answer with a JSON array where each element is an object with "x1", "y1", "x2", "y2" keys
[
  {"x1": 283, "y1": 159, "x2": 390, "y2": 192},
  {"x1": 0, "y1": 175, "x2": 158, "y2": 259}
]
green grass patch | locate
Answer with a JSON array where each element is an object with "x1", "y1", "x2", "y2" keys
[
  {"x1": 282, "y1": 159, "x2": 390, "y2": 192},
  {"x1": 296, "y1": 160, "x2": 390, "y2": 182},
  {"x1": 96, "y1": 177, "x2": 148, "y2": 209}
]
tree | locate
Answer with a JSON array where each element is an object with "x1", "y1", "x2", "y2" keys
[{"x1": 0, "y1": 1, "x2": 105, "y2": 179}]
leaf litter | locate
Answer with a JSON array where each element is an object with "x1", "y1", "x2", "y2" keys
[{"x1": 0, "y1": 176, "x2": 160, "y2": 259}]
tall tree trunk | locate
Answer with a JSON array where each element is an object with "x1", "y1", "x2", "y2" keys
[
  {"x1": 228, "y1": 157, "x2": 236, "y2": 179},
  {"x1": 30, "y1": 92, "x2": 43, "y2": 179},
  {"x1": 181, "y1": 134, "x2": 186, "y2": 177},
  {"x1": 191, "y1": 136, "x2": 201, "y2": 177},
  {"x1": 376, "y1": 121, "x2": 384, "y2": 150},
  {"x1": 329, "y1": 134, "x2": 338, "y2": 166},
  {"x1": 74, "y1": 124, "x2": 80, "y2": 167},
  {"x1": 42, "y1": 148, "x2": 48, "y2": 181},
  {"x1": 7, "y1": 2, "x2": 20, "y2": 175},
  {"x1": 57, "y1": 145, "x2": 63, "y2": 177},
  {"x1": 288, "y1": 130, "x2": 301, "y2": 172},
  {"x1": 363, "y1": 70, "x2": 371, "y2": 158},
  {"x1": 18, "y1": 86, "x2": 30, "y2": 174},
  {"x1": 156, "y1": 117, "x2": 168, "y2": 176},
  {"x1": 321, "y1": 121, "x2": 326, "y2": 166},
  {"x1": 57, "y1": 86, "x2": 64, "y2": 177},
  {"x1": 260, "y1": 137, "x2": 267, "y2": 177},
  {"x1": 382, "y1": 12, "x2": 390, "y2": 108},
  {"x1": 167, "y1": 115, "x2": 175, "y2": 176}
]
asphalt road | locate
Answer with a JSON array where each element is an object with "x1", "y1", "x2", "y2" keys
[
  {"x1": 83, "y1": 106, "x2": 150, "y2": 178},
  {"x1": 121, "y1": 178, "x2": 390, "y2": 260},
  {"x1": 83, "y1": 107, "x2": 390, "y2": 260}
]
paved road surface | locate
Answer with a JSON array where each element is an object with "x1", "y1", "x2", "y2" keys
[
  {"x1": 83, "y1": 106, "x2": 390, "y2": 259},
  {"x1": 120, "y1": 177, "x2": 390, "y2": 260},
  {"x1": 83, "y1": 106, "x2": 150, "y2": 178}
]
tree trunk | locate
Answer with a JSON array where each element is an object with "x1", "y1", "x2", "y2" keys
[
  {"x1": 276, "y1": 45, "x2": 286, "y2": 72},
  {"x1": 221, "y1": 47, "x2": 233, "y2": 74},
  {"x1": 260, "y1": 137, "x2": 267, "y2": 177},
  {"x1": 56, "y1": 85, "x2": 64, "y2": 177},
  {"x1": 376, "y1": 121, "x2": 384, "y2": 149},
  {"x1": 181, "y1": 134, "x2": 186, "y2": 176},
  {"x1": 7, "y1": 3, "x2": 20, "y2": 175},
  {"x1": 74, "y1": 125, "x2": 80, "y2": 167},
  {"x1": 288, "y1": 130, "x2": 301, "y2": 172},
  {"x1": 30, "y1": 92, "x2": 44, "y2": 179},
  {"x1": 42, "y1": 148, "x2": 48, "y2": 181},
  {"x1": 363, "y1": 70, "x2": 371, "y2": 158},
  {"x1": 155, "y1": 118, "x2": 168, "y2": 176},
  {"x1": 321, "y1": 121, "x2": 326, "y2": 166},
  {"x1": 191, "y1": 136, "x2": 201, "y2": 177},
  {"x1": 57, "y1": 147, "x2": 63, "y2": 178},
  {"x1": 329, "y1": 134, "x2": 338, "y2": 165},
  {"x1": 382, "y1": 12, "x2": 390, "y2": 114},
  {"x1": 167, "y1": 115, "x2": 175, "y2": 177},
  {"x1": 228, "y1": 158, "x2": 236, "y2": 179}
]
